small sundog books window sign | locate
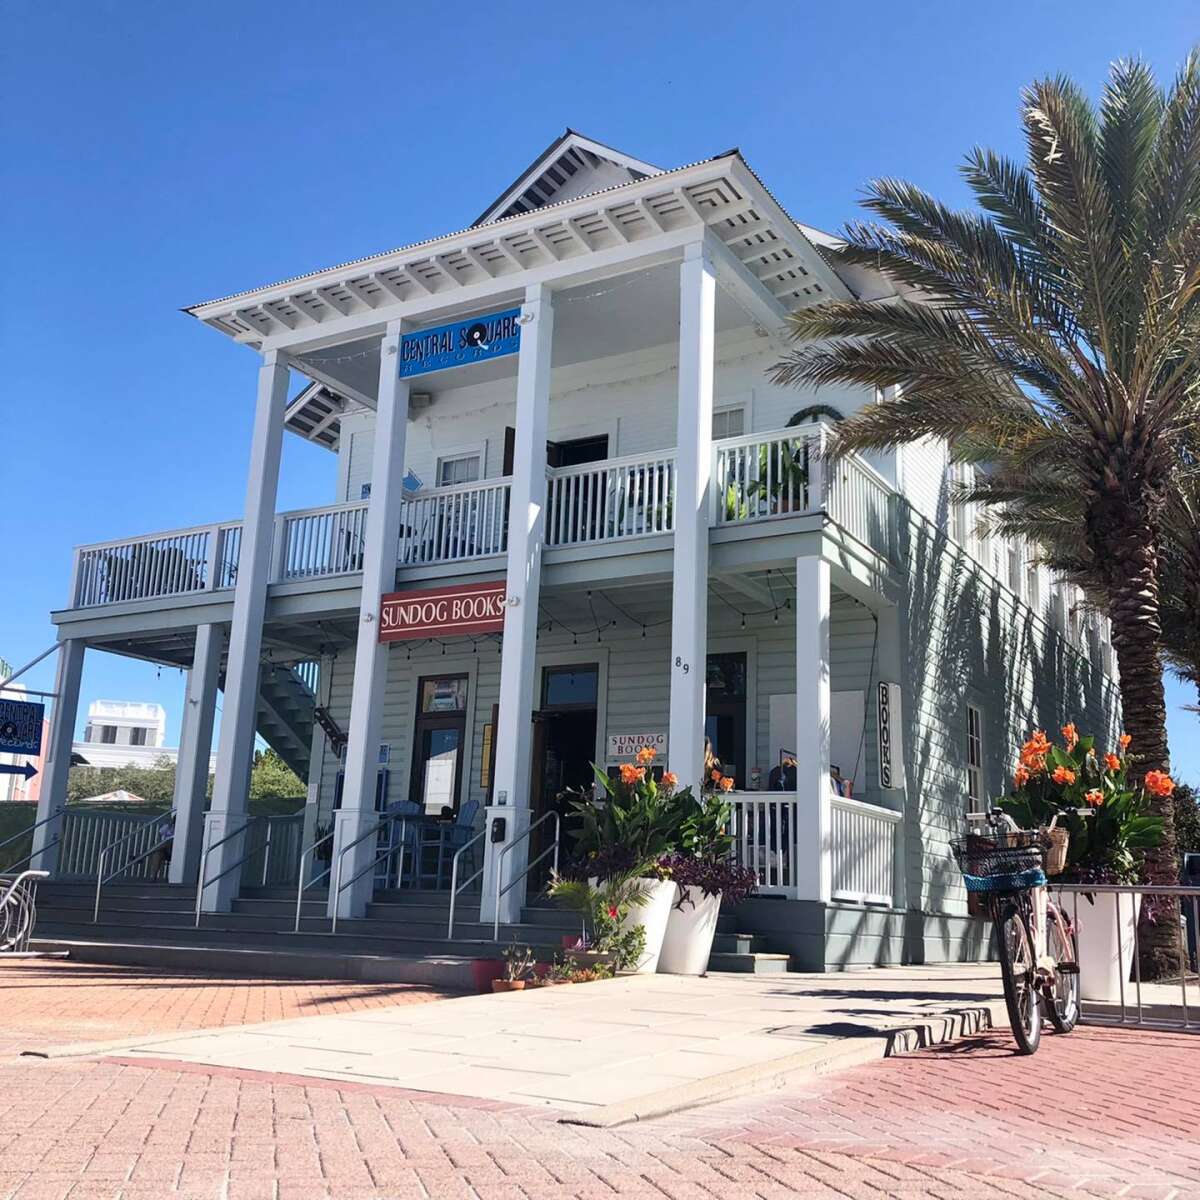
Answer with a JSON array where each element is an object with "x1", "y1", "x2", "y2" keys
[
  {"x1": 398, "y1": 308, "x2": 522, "y2": 378},
  {"x1": 606, "y1": 731, "x2": 667, "y2": 762},
  {"x1": 379, "y1": 581, "x2": 507, "y2": 642}
]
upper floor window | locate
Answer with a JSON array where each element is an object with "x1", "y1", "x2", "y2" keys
[
  {"x1": 129, "y1": 728, "x2": 149, "y2": 746},
  {"x1": 1007, "y1": 541, "x2": 1023, "y2": 597},
  {"x1": 96, "y1": 724, "x2": 117, "y2": 744},
  {"x1": 437, "y1": 452, "x2": 482, "y2": 488},
  {"x1": 965, "y1": 703, "x2": 985, "y2": 811},
  {"x1": 1025, "y1": 560, "x2": 1041, "y2": 613},
  {"x1": 712, "y1": 405, "x2": 746, "y2": 441}
]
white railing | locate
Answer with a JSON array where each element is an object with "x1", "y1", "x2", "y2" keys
[
  {"x1": 546, "y1": 451, "x2": 676, "y2": 546},
  {"x1": 398, "y1": 477, "x2": 511, "y2": 565},
  {"x1": 58, "y1": 809, "x2": 164, "y2": 880},
  {"x1": 729, "y1": 793, "x2": 799, "y2": 896},
  {"x1": 714, "y1": 429, "x2": 819, "y2": 525},
  {"x1": 826, "y1": 455, "x2": 894, "y2": 561},
  {"x1": 275, "y1": 502, "x2": 368, "y2": 580},
  {"x1": 66, "y1": 425, "x2": 900, "y2": 610},
  {"x1": 830, "y1": 796, "x2": 901, "y2": 906}
]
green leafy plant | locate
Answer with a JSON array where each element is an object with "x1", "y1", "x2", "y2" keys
[
  {"x1": 547, "y1": 872, "x2": 649, "y2": 973},
  {"x1": 994, "y1": 725, "x2": 1165, "y2": 883}
]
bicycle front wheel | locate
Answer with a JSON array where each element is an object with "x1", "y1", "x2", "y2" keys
[
  {"x1": 1045, "y1": 911, "x2": 1079, "y2": 1033},
  {"x1": 997, "y1": 900, "x2": 1042, "y2": 1054}
]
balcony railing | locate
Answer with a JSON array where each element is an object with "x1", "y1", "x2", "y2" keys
[
  {"x1": 399, "y1": 476, "x2": 511, "y2": 566},
  {"x1": 546, "y1": 451, "x2": 676, "y2": 547},
  {"x1": 66, "y1": 425, "x2": 896, "y2": 609}
]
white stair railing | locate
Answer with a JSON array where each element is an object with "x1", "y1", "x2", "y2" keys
[
  {"x1": 728, "y1": 794, "x2": 799, "y2": 896},
  {"x1": 546, "y1": 451, "x2": 676, "y2": 546}
]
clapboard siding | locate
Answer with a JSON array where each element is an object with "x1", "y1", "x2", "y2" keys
[{"x1": 897, "y1": 506, "x2": 1122, "y2": 919}]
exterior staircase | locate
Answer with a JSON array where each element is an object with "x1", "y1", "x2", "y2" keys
[
  {"x1": 31, "y1": 880, "x2": 790, "y2": 985},
  {"x1": 251, "y1": 663, "x2": 317, "y2": 780}
]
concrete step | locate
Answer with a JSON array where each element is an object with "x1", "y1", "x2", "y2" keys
[
  {"x1": 706, "y1": 951, "x2": 792, "y2": 974},
  {"x1": 711, "y1": 933, "x2": 773, "y2": 955}
]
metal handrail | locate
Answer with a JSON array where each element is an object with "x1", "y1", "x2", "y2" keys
[
  {"x1": 93, "y1": 832, "x2": 176, "y2": 922},
  {"x1": 0, "y1": 810, "x2": 64, "y2": 855},
  {"x1": 192, "y1": 817, "x2": 256, "y2": 926},
  {"x1": 193, "y1": 832, "x2": 272, "y2": 927},
  {"x1": 1, "y1": 869, "x2": 49, "y2": 953},
  {"x1": 446, "y1": 829, "x2": 486, "y2": 939},
  {"x1": 293, "y1": 829, "x2": 335, "y2": 932},
  {"x1": 93, "y1": 810, "x2": 175, "y2": 923},
  {"x1": 330, "y1": 813, "x2": 411, "y2": 935},
  {"x1": 494, "y1": 812, "x2": 560, "y2": 939},
  {"x1": 4, "y1": 837, "x2": 63, "y2": 878}
]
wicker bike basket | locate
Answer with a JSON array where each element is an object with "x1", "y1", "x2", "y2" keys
[
  {"x1": 1043, "y1": 826, "x2": 1069, "y2": 876},
  {"x1": 950, "y1": 829, "x2": 1049, "y2": 894}
]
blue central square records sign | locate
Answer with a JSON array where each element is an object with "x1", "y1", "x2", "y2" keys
[
  {"x1": 398, "y1": 307, "x2": 521, "y2": 378},
  {"x1": 0, "y1": 698, "x2": 44, "y2": 755}
]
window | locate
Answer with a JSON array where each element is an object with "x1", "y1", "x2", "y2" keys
[
  {"x1": 437, "y1": 453, "x2": 481, "y2": 487},
  {"x1": 409, "y1": 675, "x2": 468, "y2": 816},
  {"x1": 1025, "y1": 560, "x2": 1041, "y2": 613},
  {"x1": 97, "y1": 725, "x2": 117, "y2": 744},
  {"x1": 1007, "y1": 541, "x2": 1023, "y2": 597},
  {"x1": 129, "y1": 728, "x2": 148, "y2": 746},
  {"x1": 711, "y1": 406, "x2": 746, "y2": 440},
  {"x1": 966, "y1": 704, "x2": 984, "y2": 811},
  {"x1": 541, "y1": 665, "x2": 598, "y2": 708}
]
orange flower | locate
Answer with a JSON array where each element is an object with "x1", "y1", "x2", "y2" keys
[
  {"x1": 635, "y1": 745, "x2": 657, "y2": 765},
  {"x1": 1013, "y1": 765, "x2": 1031, "y2": 789},
  {"x1": 1019, "y1": 730, "x2": 1051, "y2": 773},
  {"x1": 711, "y1": 769, "x2": 722, "y2": 783},
  {"x1": 661, "y1": 772, "x2": 678, "y2": 789},
  {"x1": 718, "y1": 776, "x2": 735, "y2": 792},
  {"x1": 1061, "y1": 723, "x2": 1078, "y2": 749},
  {"x1": 1119, "y1": 733, "x2": 1132, "y2": 750},
  {"x1": 1051, "y1": 766, "x2": 1076, "y2": 786},
  {"x1": 618, "y1": 763, "x2": 645, "y2": 786},
  {"x1": 1144, "y1": 770, "x2": 1175, "y2": 799},
  {"x1": 1084, "y1": 788, "x2": 1103, "y2": 807},
  {"x1": 1104, "y1": 753, "x2": 1121, "y2": 772}
]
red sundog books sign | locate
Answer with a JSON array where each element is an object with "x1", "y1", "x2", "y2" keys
[{"x1": 379, "y1": 581, "x2": 507, "y2": 643}]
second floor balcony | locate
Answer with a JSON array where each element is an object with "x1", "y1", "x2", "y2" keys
[{"x1": 66, "y1": 423, "x2": 896, "y2": 612}]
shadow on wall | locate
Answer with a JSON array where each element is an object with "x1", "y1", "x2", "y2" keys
[{"x1": 885, "y1": 502, "x2": 1120, "y2": 967}]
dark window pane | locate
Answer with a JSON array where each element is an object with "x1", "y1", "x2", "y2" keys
[
  {"x1": 542, "y1": 666, "x2": 598, "y2": 707},
  {"x1": 420, "y1": 676, "x2": 468, "y2": 713}
]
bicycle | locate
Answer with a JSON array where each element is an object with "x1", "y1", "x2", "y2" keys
[{"x1": 952, "y1": 809, "x2": 1080, "y2": 1054}]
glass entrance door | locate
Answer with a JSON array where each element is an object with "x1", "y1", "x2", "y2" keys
[{"x1": 409, "y1": 675, "x2": 468, "y2": 816}]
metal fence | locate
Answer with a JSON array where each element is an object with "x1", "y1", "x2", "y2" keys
[{"x1": 1054, "y1": 883, "x2": 1199, "y2": 1033}]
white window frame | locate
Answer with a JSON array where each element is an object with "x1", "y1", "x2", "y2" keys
[
  {"x1": 712, "y1": 402, "x2": 748, "y2": 442},
  {"x1": 965, "y1": 703, "x2": 985, "y2": 812},
  {"x1": 435, "y1": 443, "x2": 486, "y2": 488}
]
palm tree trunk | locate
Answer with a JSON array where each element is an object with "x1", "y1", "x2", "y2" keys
[{"x1": 1103, "y1": 513, "x2": 1180, "y2": 979}]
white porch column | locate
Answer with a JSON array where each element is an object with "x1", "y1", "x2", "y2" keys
[
  {"x1": 329, "y1": 323, "x2": 410, "y2": 921},
  {"x1": 795, "y1": 556, "x2": 832, "y2": 903},
  {"x1": 667, "y1": 239, "x2": 717, "y2": 792},
  {"x1": 169, "y1": 623, "x2": 223, "y2": 886},
  {"x1": 481, "y1": 284, "x2": 554, "y2": 927},
  {"x1": 30, "y1": 639, "x2": 85, "y2": 873},
  {"x1": 203, "y1": 350, "x2": 290, "y2": 912}
]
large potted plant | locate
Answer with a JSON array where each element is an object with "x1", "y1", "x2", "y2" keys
[
  {"x1": 657, "y1": 784, "x2": 756, "y2": 975},
  {"x1": 996, "y1": 725, "x2": 1166, "y2": 1002},
  {"x1": 558, "y1": 747, "x2": 685, "y2": 973}
]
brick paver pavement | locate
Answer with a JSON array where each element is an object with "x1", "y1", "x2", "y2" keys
[
  {"x1": 1, "y1": 959, "x2": 1196, "y2": 1199},
  {"x1": 0, "y1": 959, "x2": 457, "y2": 1055}
]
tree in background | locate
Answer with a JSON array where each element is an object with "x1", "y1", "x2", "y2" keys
[
  {"x1": 771, "y1": 54, "x2": 1200, "y2": 975},
  {"x1": 247, "y1": 749, "x2": 306, "y2": 802}
]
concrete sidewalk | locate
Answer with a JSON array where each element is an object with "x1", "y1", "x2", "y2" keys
[{"x1": 54, "y1": 964, "x2": 1006, "y2": 1125}]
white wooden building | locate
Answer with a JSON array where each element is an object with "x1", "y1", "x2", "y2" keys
[{"x1": 32, "y1": 131, "x2": 1120, "y2": 969}]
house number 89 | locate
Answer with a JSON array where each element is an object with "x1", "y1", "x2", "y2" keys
[{"x1": 675, "y1": 657, "x2": 690, "y2": 674}]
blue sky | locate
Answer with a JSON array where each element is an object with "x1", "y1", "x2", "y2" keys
[{"x1": 3, "y1": 2, "x2": 1198, "y2": 780}]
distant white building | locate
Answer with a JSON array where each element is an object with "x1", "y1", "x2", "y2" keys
[{"x1": 74, "y1": 700, "x2": 211, "y2": 771}]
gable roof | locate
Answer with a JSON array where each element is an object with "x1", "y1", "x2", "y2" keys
[{"x1": 473, "y1": 129, "x2": 662, "y2": 226}]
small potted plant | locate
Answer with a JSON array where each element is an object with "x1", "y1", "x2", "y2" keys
[
  {"x1": 493, "y1": 942, "x2": 536, "y2": 993},
  {"x1": 547, "y1": 871, "x2": 649, "y2": 973},
  {"x1": 996, "y1": 724, "x2": 1165, "y2": 1002}
]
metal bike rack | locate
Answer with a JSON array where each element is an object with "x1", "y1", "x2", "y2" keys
[{"x1": 1, "y1": 870, "x2": 50, "y2": 953}]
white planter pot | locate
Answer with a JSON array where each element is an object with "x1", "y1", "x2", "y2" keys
[
  {"x1": 1074, "y1": 891, "x2": 1141, "y2": 1003},
  {"x1": 658, "y1": 887, "x2": 722, "y2": 975},
  {"x1": 624, "y1": 878, "x2": 678, "y2": 974}
]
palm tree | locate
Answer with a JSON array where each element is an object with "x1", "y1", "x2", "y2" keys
[{"x1": 770, "y1": 55, "x2": 1200, "y2": 972}]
